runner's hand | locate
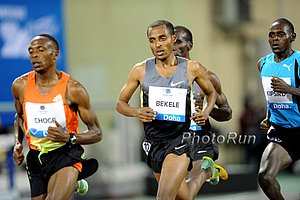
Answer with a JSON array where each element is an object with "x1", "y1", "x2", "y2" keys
[
  {"x1": 190, "y1": 106, "x2": 206, "y2": 126},
  {"x1": 13, "y1": 142, "x2": 24, "y2": 165},
  {"x1": 260, "y1": 118, "x2": 270, "y2": 134},
  {"x1": 271, "y1": 76, "x2": 291, "y2": 93},
  {"x1": 136, "y1": 107, "x2": 156, "y2": 123},
  {"x1": 47, "y1": 120, "x2": 69, "y2": 143}
]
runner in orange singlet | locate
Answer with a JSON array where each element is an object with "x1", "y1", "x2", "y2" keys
[{"x1": 12, "y1": 34, "x2": 102, "y2": 200}]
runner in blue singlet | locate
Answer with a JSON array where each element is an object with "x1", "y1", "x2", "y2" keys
[{"x1": 258, "y1": 18, "x2": 300, "y2": 200}]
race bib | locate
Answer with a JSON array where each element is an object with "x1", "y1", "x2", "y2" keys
[
  {"x1": 149, "y1": 86, "x2": 187, "y2": 122},
  {"x1": 261, "y1": 77, "x2": 293, "y2": 109},
  {"x1": 25, "y1": 100, "x2": 66, "y2": 138},
  {"x1": 189, "y1": 120, "x2": 202, "y2": 131}
]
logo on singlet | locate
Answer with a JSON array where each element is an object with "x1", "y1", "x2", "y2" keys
[
  {"x1": 53, "y1": 94, "x2": 63, "y2": 102},
  {"x1": 282, "y1": 63, "x2": 292, "y2": 71},
  {"x1": 170, "y1": 81, "x2": 184, "y2": 87}
]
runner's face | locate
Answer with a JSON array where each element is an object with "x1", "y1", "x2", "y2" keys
[
  {"x1": 174, "y1": 29, "x2": 190, "y2": 58},
  {"x1": 268, "y1": 22, "x2": 293, "y2": 54},
  {"x1": 28, "y1": 36, "x2": 58, "y2": 73},
  {"x1": 148, "y1": 25, "x2": 176, "y2": 61}
]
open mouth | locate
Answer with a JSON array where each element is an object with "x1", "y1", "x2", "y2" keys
[
  {"x1": 271, "y1": 44, "x2": 280, "y2": 49},
  {"x1": 32, "y1": 62, "x2": 41, "y2": 68},
  {"x1": 156, "y1": 49, "x2": 164, "y2": 55}
]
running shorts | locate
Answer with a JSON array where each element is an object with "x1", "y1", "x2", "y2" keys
[
  {"x1": 268, "y1": 124, "x2": 300, "y2": 160},
  {"x1": 142, "y1": 133, "x2": 192, "y2": 173},
  {"x1": 26, "y1": 144, "x2": 85, "y2": 197}
]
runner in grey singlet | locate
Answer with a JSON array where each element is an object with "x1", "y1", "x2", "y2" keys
[{"x1": 141, "y1": 56, "x2": 192, "y2": 139}]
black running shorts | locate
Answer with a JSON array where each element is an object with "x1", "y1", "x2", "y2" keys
[
  {"x1": 268, "y1": 124, "x2": 300, "y2": 161},
  {"x1": 26, "y1": 144, "x2": 85, "y2": 197},
  {"x1": 142, "y1": 133, "x2": 192, "y2": 173},
  {"x1": 189, "y1": 130, "x2": 219, "y2": 161}
]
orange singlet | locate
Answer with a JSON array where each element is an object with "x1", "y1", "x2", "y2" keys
[{"x1": 23, "y1": 71, "x2": 82, "y2": 171}]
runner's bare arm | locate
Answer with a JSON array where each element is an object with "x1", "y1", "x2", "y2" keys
[
  {"x1": 116, "y1": 63, "x2": 156, "y2": 122},
  {"x1": 11, "y1": 76, "x2": 26, "y2": 144},
  {"x1": 207, "y1": 71, "x2": 232, "y2": 121},
  {"x1": 191, "y1": 61, "x2": 217, "y2": 122},
  {"x1": 11, "y1": 76, "x2": 26, "y2": 165},
  {"x1": 48, "y1": 78, "x2": 103, "y2": 144},
  {"x1": 66, "y1": 79, "x2": 103, "y2": 144}
]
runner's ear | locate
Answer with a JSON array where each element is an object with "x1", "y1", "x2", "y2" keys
[{"x1": 291, "y1": 32, "x2": 296, "y2": 42}]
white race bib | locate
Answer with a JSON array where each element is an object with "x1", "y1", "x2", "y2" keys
[
  {"x1": 262, "y1": 76, "x2": 293, "y2": 109},
  {"x1": 149, "y1": 86, "x2": 187, "y2": 122},
  {"x1": 25, "y1": 100, "x2": 66, "y2": 138}
]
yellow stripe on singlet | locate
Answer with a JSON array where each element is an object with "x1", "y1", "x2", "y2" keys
[
  {"x1": 190, "y1": 83, "x2": 194, "y2": 114},
  {"x1": 140, "y1": 87, "x2": 144, "y2": 108}
]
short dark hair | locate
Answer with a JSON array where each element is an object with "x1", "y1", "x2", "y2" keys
[
  {"x1": 174, "y1": 25, "x2": 193, "y2": 43},
  {"x1": 272, "y1": 18, "x2": 295, "y2": 34},
  {"x1": 37, "y1": 34, "x2": 59, "y2": 51},
  {"x1": 147, "y1": 19, "x2": 174, "y2": 37}
]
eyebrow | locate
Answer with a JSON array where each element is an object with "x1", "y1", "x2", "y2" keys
[
  {"x1": 28, "y1": 45, "x2": 46, "y2": 50},
  {"x1": 269, "y1": 30, "x2": 285, "y2": 34}
]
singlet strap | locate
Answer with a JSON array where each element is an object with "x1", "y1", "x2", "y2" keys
[
  {"x1": 145, "y1": 57, "x2": 155, "y2": 71},
  {"x1": 259, "y1": 59, "x2": 266, "y2": 72},
  {"x1": 294, "y1": 59, "x2": 300, "y2": 87},
  {"x1": 293, "y1": 59, "x2": 300, "y2": 112}
]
